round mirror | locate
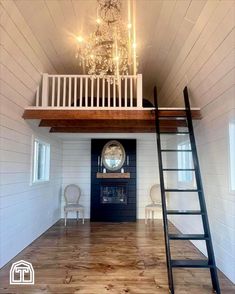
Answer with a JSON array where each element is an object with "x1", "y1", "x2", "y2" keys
[{"x1": 101, "y1": 140, "x2": 125, "y2": 171}]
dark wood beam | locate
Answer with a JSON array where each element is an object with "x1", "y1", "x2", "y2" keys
[
  {"x1": 23, "y1": 109, "x2": 200, "y2": 133},
  {"x1": 49, "y1": 126, "x2": 179, "y2": 133},
  {"x1": 40, "y1": 119, "x2": 187, "y2": 128},
  {"x1": 23, "y1": 109, "x2": 201, "y2": 120}
]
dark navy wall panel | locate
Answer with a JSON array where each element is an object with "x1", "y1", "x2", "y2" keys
[{"x1": 90, "y1": 139, "x2": 136, "y2": 222}]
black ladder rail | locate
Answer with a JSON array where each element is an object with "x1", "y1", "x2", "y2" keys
[
  {"x1": 153, "y1": 86, "x2": 174, "y2": 293},
  {"x1": 153, "y1": 86, "x2": 221, "y2": 294},
  {"x1": 183, "y1": 87, "x2": 221, "y2": 293}
]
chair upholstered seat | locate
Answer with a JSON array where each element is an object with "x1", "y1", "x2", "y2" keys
[
  {"x1": 64, "y1": 204, "x2": 84, "y2": 211},
  {"x1": 145, "y1": 203, "x2": 161, "y2": 209}
]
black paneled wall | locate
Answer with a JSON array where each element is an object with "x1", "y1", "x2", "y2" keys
[{"x1": 91, "y1": 139, "x2": 136, "y2": 222}]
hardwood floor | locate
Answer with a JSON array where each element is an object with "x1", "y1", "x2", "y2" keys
[{"x1": 0, "y1": 220, "x2": 234, "y2": 294}]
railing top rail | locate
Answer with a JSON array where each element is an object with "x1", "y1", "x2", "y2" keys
[{"x1": 46, "y1": 74, "x2": 140, "y2": 78}]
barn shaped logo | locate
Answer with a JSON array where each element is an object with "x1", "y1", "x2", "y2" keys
[{"x1": 10, "y1": 260, "x2": 34, "y2": 285}]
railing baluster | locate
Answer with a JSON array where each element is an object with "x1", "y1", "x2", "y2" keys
[
  {"x1": 91, "y1": 77, "x2": 94, "y2": 107},
  {"x1": 63, "y1": 77, "x2": 66, "y2": 107},
  {"x1": 130, "y1": 77, "x2": 133, "y2": 108},
  {"x1": 102, "y1": 78, "x2": 105, "y2": 107},
  {"x1": 113, "y1": 81, "x2": 116, "y2": 107},
  {"x1": 97, "y1": 77, "x2": 100, "y2": 107},
  {"x1": 68, "y1": 77, "x2": 71, "y2": 107},
  {"x1": 137, "y1": 74, "x2": 143, "y2": 108},
  {"x1": 57, "y1": 77, "x2": 60, "y2": 107},
  {"x1": 108, "y1": 77, "x2": 110, "y2": 107},
  {"x1": 80, "y1": 77, "x2": 83, "y2": 107},
  {"x1": 41, "y1": 73, "x2": 48, "y2": 107},
  {"x1": 118, "y1": 78, "x2": 122, "y2": 107},
  {"x1": 125, "y1": 77, "x2": 127, "y2": 107},
  {"x1": 85, "y1": 77, "x2": 88, "y2": 107},
  {"x1": 51, "y1": 77, "x2": 55, "y2": 107},
  {"x1": 74, "y1": 77, "x2": 77, "y2": 107}
]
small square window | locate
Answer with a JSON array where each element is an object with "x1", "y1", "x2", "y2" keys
[
  {"x1": 32, "y1": 138, "x2": 50, "y2": 184},
  {"x1": 229, "y1": 121, "x2": 235, "y2": 192}
]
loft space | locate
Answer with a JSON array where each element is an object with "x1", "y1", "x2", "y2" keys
[
  {"x1": 17, "y1": 0, "x2": 230, "y2": 134},
  {"x1": 22, "y1": 74, "x2": 202, "y2": 133}
]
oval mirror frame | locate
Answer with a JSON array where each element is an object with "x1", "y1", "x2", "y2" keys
[{"x1": 101, "y1": 140, "x2": 126, "y2": 171}]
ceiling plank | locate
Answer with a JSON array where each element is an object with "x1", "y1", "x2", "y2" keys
[
  {"x1": 145, "y1": 0, "x2": 193, "y2": 94},
  {"x1": 15, "y1": 0, "x2": 68, "y2": 73}
]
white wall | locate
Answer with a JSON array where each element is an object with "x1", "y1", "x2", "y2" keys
[
  {"x1": 0, "y1": 1, "x2": 62, "y2": 268},
  {"x1": 196, "y1": 92, "x2": 235, "y2": 283},
  {"x1": 61, "y1": 134, "x2": 159, "y2": 220}
]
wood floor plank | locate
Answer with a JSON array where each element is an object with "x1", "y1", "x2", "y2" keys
[{"x1": 0, "y1": 220, "x2": 234, "y2": 294}]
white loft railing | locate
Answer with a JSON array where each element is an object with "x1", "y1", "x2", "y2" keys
[{"x1": 35, "y1": 74, "x2": 143, "y2": 109}]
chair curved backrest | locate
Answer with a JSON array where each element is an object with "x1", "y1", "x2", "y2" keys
[
  {"x1": 150, "y1": 184, "x2": 161, "y2": 205},
  {"x1": 64, "y1": 184, "x2": 81, "y2": 205}
]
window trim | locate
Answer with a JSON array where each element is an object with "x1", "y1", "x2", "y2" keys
[{"x1": 31, "y1": 136, "x2": 50, "y2": 185}]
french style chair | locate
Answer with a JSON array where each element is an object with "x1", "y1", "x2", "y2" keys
[
  {"x1": 64, "y1": 184, "x2": 84, "y2": 226},
  {"x1": 145, "y1": 184, "x2": 162, "y2": 224}
]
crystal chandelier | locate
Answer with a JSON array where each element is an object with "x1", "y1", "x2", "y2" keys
[{"x1": 75, "y1": 0, "x2": 137, "y2": 79}]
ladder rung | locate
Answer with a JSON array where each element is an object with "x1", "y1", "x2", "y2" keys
[
  {"x1": 161, "y1": 149, "x2": 192, "y2": 152},
  {"x1": 163, "y1": 168, "x2": 195, "y2": 171},
  {"x1": 158, "y1": 116, "x2": 186, "y2": 119},
  {"x1": 171, "y1": 260, "x2": 213, "y2": 268},
  {"x1": 165, "y1": 189, "x2": 200, "y2": 192},
  {"x1": 169, "y1": 234, "x2": 209, "y2": 240},
  {"x1": 166, "y1": 210, "x2": 203, "y2": 215},
  {"x1": 160, "y1": 132, "x2": 189, "y2": 135}
]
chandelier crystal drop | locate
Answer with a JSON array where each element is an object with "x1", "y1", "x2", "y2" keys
[{"x1": 75, "y1": 0, "x2": 138, "y2": 80}]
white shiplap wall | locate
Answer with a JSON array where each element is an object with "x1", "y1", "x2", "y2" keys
[
  {"x1": 61, "y1": 134, "x2": 159, "y2": 220},
  {"x1": 195, "y1": 91, "x2": 235, "y2": 283},
  {"x1": 0, "y1": 1, "x2": 62, "y2": 268}
]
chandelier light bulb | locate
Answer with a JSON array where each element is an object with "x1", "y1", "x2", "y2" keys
[
  {"x1": 127, "y1": 23, "x2": 132, "y2": 29},
  {"x1": 132, "y1": 43, "x2": 137, "y2": 49},
  {"x1": 96, "y1": 18, "x2": 101, "y2": 24},
  {"x1": 76, "y1": 36, "x2": 84, "y2": 43}
]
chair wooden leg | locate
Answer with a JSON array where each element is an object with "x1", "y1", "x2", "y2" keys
[
  {"x1": 76, "y1": 211, "x2": 79, "y2": 222},
  {"x1": 145, "y1": 209, "x2": 147, "y2": 224},
  {"x1": 64, "y1": 211, "x2": 67, "y2": 226},
  {"x1": 82, "y1": 209, "x2": 84, "y2": 224},
  {"x1": 152, "y1": 211, "x2": 154, "y2": 220}
]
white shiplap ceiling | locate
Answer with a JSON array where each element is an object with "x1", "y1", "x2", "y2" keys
[{"x1": 14, "y1": 0, "x2": 235, "y2": 107}]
